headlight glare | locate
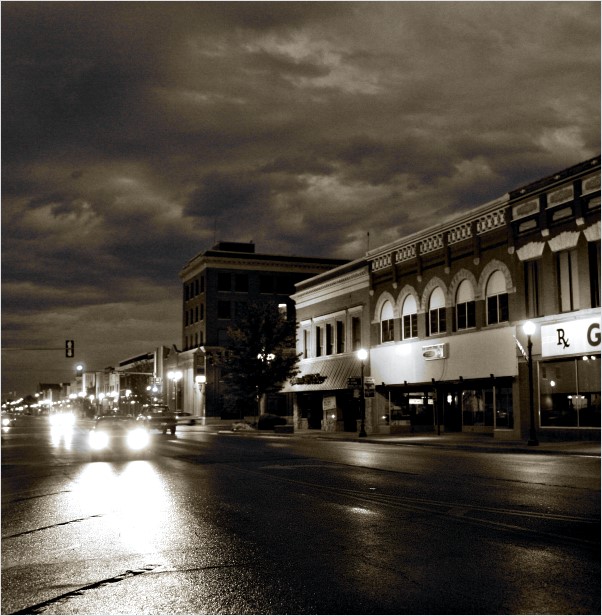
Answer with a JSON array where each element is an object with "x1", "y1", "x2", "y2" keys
[
  {"x1": 127, "y1": 428, "x2": 150, "y2": 450},
  {"x1": 89, "y1": 431, "x2": 110, "y2": 450}
]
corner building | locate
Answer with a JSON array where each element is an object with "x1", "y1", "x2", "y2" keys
[
  {"x1": 173, "y1": 241, "x2": 348, "y2": 422},
  {"x1": 291, "y1": 157, "x2": 600, "y2": 440}
]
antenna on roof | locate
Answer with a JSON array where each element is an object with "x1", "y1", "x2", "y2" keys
[{"x1": 367, "y1": 231, "x2": 370, "y2": 252}]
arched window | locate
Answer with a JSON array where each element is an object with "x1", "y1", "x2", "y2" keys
[
  {"x1": 380, "y1": 301, "x2": 395, "y2": 343},
  {"x1": 486, "y1": 270, "x2": 509, "y2": 325},
  {"x1": 428, "y1": 287, "x2": 446, "y2": 336},
  {"x1": 455, "y1": 279, "x2": 476, "y2": 330},
  {"x1": 401, "y1": 295, "x2": 418, "y2": 339}
]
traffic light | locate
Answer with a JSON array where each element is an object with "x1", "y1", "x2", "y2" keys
[{"x1": 65, "y1": 339, "x2": 75, "y2": 358}]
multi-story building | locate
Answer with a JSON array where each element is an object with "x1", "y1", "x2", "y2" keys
[
  {"x1": 287, "y1": 157, "x2": 600, "y2": 441},
  {"x1": 284, "y1": 258, "x2": 371, "y2": 431},
  {"x1": 173, "y1": 241, "x2": 348, "y2": 421}
]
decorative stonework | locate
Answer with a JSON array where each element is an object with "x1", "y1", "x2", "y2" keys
[
  {"x1": 420, "y1": 233, "x2": 444, "y2": 255},
  {"x1": 395, "y1": 285, "x2": 421, "y2": 317},
  {"x1": 477, "y1": 259, "x2": 514, "y2": 295},
  {"x1": 583, "y1": 220, "x2": 601, "y2": 242},
  {"x1": 373, "y1": 291, "x2": 397, "y2": 322},
  {"x1": 516, "y1": 241, "x2": 546, "y2": 262},
  {"x1": 547, "y1": 185, "x2": 574, "y2": 208},
  {"x1": 447, "y1": 222, "x2": 473, "y2": 245},
  {"x1": 582, "y1": 173, "x2": 601, "y2": 195},
  {"x1": 420, "y1": 276, "x2": 449, "y2": 312},
  {"x1": 476, "y1": 208, "x2": 506, "y2": 233},
  {"x1": 448, "y1": 269, "x2": 481, "y2": 302},
  {"x1": 547, "y1": 230, "x2": 580, "y2": 253},
  {"x1": 512, "y1": 198, "x2": 539, "y2": 221},
  {"x1": 394, "y1": 244, "x2": 417, "y2": 264}
]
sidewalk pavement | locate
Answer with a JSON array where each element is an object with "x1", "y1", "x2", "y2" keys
[{"x1": 176, "y1": 422, "x2": 601, "y2": 457}]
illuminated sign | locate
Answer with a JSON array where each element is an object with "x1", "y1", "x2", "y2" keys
[{"x1": 541, "y1": 317, "x2": 601, "y2": 358}]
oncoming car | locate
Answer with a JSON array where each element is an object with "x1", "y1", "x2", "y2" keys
[{"x1": 89, "y1": 415, "x2": 151, "y2": 460}]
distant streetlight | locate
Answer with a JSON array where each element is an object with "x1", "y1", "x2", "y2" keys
[
  {"x1": 195, "y1": 375, "x2": 207, "y2": 424},
  {"x1": 167, "y1": 370, "x2": 183, "y2": 412},
  {"x1": 523, "y1": 321, "x2": 539, "y2": 446},
  {"x1": 357, "y1": 348, "x2": 368, "y2": 437}
]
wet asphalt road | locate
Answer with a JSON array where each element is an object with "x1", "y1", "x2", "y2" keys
[{"x1": 1, "y1": 417, "x2": 600, "y2": 615}]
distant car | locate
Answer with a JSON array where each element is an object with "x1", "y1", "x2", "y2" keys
[
  {"x1": 89, "y1": 415, "x2": 151, "y2": 460},
  {"x1": 175, "y1": 411, "x2": 195, "y2": 425},
  {"x1": 137, "y1": 405, "x2": 177, "y2": 435},
  {"x1": 1, "y1": 413, "x2": 17, "y2": 428}
]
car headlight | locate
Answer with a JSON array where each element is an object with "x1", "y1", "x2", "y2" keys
[
  {"x1": 89, "y1": 431, "x2": 110, "y2": 450},
  {"x1": 2, "y1": 417, "x2": 11, "y2": 427},
  {"x1": 126, "y1": 428, "x2": 150, "y2": 450}
]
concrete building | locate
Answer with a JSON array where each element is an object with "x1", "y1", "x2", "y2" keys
[
  {"x1": 287, "y1": 157, "x2": 600, "y2": 441},
  {"x1": 173, "y1": 241, "x2": 348, "y2": 422},
  {"x1": 284, "y1": 258, "x2": 371, "y2": 431}
]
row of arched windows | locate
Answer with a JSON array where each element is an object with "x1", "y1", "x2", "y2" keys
[{"x1": 375, "y1": 261, "x2": 513, "y2": 343}]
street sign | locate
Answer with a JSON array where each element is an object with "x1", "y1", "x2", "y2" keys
[
  {"x1": 347, "y1": 377, "x2": 361, "y2": 389},
  {"x1": 364, "y1": 376, "x2": 375, "y2": 397}
]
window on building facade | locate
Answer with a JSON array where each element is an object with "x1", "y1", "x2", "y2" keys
[
  {"x1": 195, "y1": 278, "x2": 200, "y2": 295},
  {"x1": 428, "y1": 287, "x2": 446, "y2": 336},
  {"x1": 200, "y1": 304, "x2": 204, "y2": 320},
  {"x1": 589, "y1": 241, "x2": 601, "y2": 308},
  {"x1": 218, "y1": 273, "x2": 231, "y2": 292},
  {"x1": 234, "y1": 274, "x2": 248, "y2": 292},
  {"x1": 325, "y1": 323, "x2": 334, "y2": 355},
  {"x1": 486, "y1": 270, "x2": 509, "y2": 325},
  {"x1": 380, "y1": 301, "x2": 395, "y2": 343},
  {"x1": 336, "y1": 320, "x2": 345, "y2": 354},
  {"x1": 303, "y1": 329, "x2": 309, "y2": 359},
  {"x1": 557, "y1": 249, "x2": 580, "y2": 312},
  {"x1": 217, "y1": 300, "x2": 231, "y2": 319},
  {"x1": 351, "y1": 316, "x2": 361, "y2": 351},
  {"x1": 316, "y1": 326, "x2": 323, "y2": 357},
  {"x1": 455, "y1": 280, "x2": 476, "y2": 330},
  {"x1": 402, "y1": 295, "x2": 418, "y2": 340},
  {"x1": 524, "y1": 260, "x2": 541, "y2": 318},
  {"x1": 540, "y1": 356, "x2": 600, "y2": 427},
  {"x1": 259, "y1": 275, "x2": 274, "y2": 293},
  {"x1": 200, "y1": 275, "x2": 205, "y2": 293}
]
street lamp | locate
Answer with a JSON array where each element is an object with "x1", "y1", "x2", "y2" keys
[
  {"x1": 256, "y1": 352, "x2": 275, "y2": 423},
  {"x1": 357, "y1": 348, "x2": 368, "y2": 437},
  {"x1": 523, "y1": 321, "x2": 539, "y2": 446},
  {"x1": 195, "y1": 375, "x2": 206, "y2": 424},
  {"x1": 167, "y1": 370, "x2": 183, "y2": 412}
]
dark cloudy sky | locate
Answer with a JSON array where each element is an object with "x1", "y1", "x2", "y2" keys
[{"x1": 2, "y1": 2, "x2": 600, "y2": 397}]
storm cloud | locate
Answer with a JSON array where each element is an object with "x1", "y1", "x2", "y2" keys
[{"x1": 2, "y1": 1, "x2": 599, "y2": 395}]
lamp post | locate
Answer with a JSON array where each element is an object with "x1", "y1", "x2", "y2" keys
[
  {"x1": 195, "y1": 375, "x2": 206, "y2": 424},
  {"x1": 357, "y1": 348, "x2": 368, "y2": 437},
  {"x1": 167, "y1": 370, "x2": 183, "y2": 413},
  {"x1": 523, "y1": 321, "x2": 539, "y2": 446},
  {"x1": 256, "y1": 352, "x2": 275, "y2": 424}
]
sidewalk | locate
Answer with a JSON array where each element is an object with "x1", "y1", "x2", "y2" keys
[{"x1": 177, "y1": 422, "x2": 601, "y2": 457}]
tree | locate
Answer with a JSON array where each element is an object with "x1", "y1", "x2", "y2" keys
[{"x1": 215, "y1": 301, "x2": 301, "y2": 419}]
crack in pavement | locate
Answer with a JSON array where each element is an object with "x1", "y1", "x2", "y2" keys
[
  {"x1": 2, "y1": 514, "x2": 105, "y2": 539},
  {"x1": 11, "y1": 564, "x2": 162, "y2": 615}
]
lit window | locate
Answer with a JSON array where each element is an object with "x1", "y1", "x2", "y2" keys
[
  {"x1": 486, "y1": 270, "x2": 509, "y2": 325},
  {"x1": 402, "y1": 295, "x2": 418, "y2": 340},
  {"x1": 380, "y1": 301, "x2": 395, "y2": 343},
  {"x1": 455, "y1": 280, "x2": 475, "y2": 330},
  {"x1": 428, "y1": 287, "x2": 446, "y2": 336}
]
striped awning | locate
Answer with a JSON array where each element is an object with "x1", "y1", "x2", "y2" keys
[{"x1": 281, "y1": 356, "x2": 364, "y2": 392}]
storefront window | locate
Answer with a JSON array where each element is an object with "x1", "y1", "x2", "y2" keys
[
  {"x1": 495, "y1": 386, "x2": 514, "y2": 429},
  {"x1": 462, "y1": 388, "x2": 494, "y2": 426},
  {"x1": 540, "y1": 356, "x2": 601, "y2": 428}
]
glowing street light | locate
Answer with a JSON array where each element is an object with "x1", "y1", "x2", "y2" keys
[
  {"x1": 167, "y1": 370, "x2": 183, "y2": 412},
  {"x1": 523, "y1": 321, "x2": 539, "y2": 446},
  {"x1": 357, "y1": 348, "x2": 368, "y2": 437}
]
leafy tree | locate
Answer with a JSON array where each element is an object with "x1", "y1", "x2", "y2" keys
[{"x1": 216, "y1": 301, "x2": 301, "y2": 418}]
